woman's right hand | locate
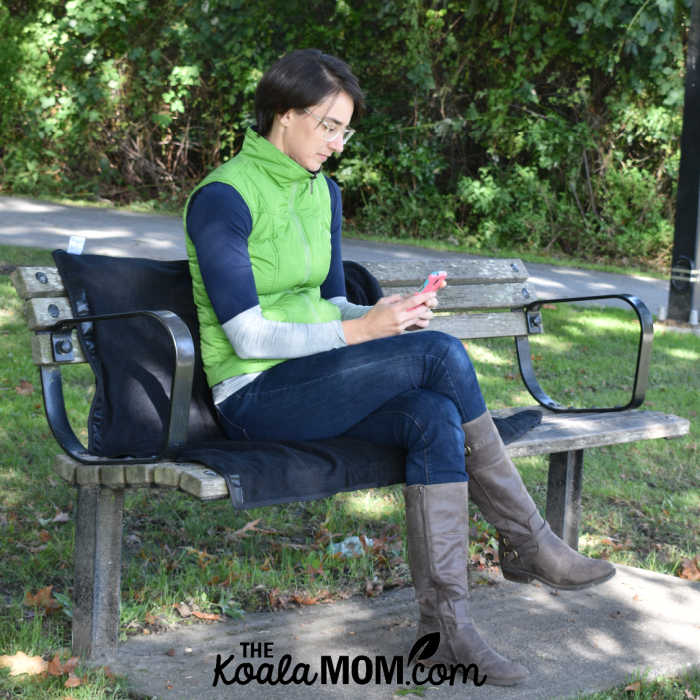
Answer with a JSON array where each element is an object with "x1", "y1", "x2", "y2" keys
[{"x1": 342, "y1": 291, "x2": 438, "y2": 345}]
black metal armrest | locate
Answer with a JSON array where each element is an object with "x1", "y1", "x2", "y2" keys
[
  {"x1": 514, "y1": 293, "x2": 653, "y2": 413},
  {"x1": 39, "y1": 309, "x2": 195, "y2": 464}
]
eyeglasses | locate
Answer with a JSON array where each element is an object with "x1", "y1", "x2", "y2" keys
[{"x1": 303, "y1": 108, "x2": 355, "y2": 144}]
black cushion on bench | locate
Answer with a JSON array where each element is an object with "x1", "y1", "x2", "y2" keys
[
  {"x1": 180, "y1": 438, "x2": 405, "y2": 509},
  {"x1": 54, "y1": 250, "x2": 223, "y2": 456},
  {"x1": 52, "y1": 250, "x2": 406, "y2": 508}
]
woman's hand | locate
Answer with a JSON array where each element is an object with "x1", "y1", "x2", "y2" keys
[{"x1": 342, "y1": 290, "x2": 440, "y2": 345}]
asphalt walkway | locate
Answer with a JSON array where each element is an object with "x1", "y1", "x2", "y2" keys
[{"x1": 0, "y1": 194, "x2": 671, "y2": 315}]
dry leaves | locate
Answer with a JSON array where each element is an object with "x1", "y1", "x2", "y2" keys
[
  {"x1": 0, "y1": 652, "x2": 85, "y2": 687},
  {"x1": 172, "y1": 602, "x2": 222, "y2": 621},
  {"x1": 37, "y1": 510, "x2": 71, "y2": 526},
  {"x1": 679, "y1": 557, "x2": 700, "y2": 581},
  {"x1": 232, "y1": 518, "x2": 262, "y2": 537},
  {"x1": 191, "y1": 610, "x2": 222, "y2": 621},
  {"x1": 173, "y1": 601, "x2": 192, "y2": 618},
  {"x1": 15, "y1": 380, "x2": 34, "y2": 395},
  {"x1": 0, "y1": 651, "x2": 48, "y2": 676},
  {"x1": 365, "y1": 577, "x2": 384, "y2": 597},
  {"x1": 24, "y1": 585, "x2": 62, "y2": 614},
  {"x1": 268, "y1": 588, "x2": 334, "y2": 610}
]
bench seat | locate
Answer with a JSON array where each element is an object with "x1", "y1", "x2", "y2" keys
[{"x1": 52, "y1": 408, "x2": 690, "y2": 500}]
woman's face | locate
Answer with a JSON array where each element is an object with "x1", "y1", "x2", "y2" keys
[{"x1": 269, "y1": 90, "x2": 354, "y2": 172}]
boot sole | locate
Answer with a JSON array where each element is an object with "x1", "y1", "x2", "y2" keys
[{"x1": 501, "y1": 565, "x2": 616, "y2": 591}]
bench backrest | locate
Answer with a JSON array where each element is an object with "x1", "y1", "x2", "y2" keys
[
  {"x1": 13, "y1": 256, "x2": 535, "y2": 362},
  {"x1": 12, "y1": 254, "x2": 541, "y2": 459},
  {"x1": 361, "y1": 258, "x2": 534, "y2": 338}
]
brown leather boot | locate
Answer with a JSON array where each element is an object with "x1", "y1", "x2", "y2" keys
[
  {"x1": 463, "y1": 412, "x2": 615, "y2": 590},
  {"x1": 403, "y1": 482, "x2": 529, "y2": 686}
]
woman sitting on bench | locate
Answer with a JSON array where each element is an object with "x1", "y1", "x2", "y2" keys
[{"x1": 184, "y1": 49, "x2": 614, "y2": 687}]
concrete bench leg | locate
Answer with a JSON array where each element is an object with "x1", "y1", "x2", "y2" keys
[
  {"x1": 72, "y1": 484, "x2": 124, "y2": 663},
  {"x1": 545, "y1": 449, "x2": 583, "y2": 551}
]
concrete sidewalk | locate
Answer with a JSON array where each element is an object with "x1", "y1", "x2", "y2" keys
[
  {"x1": 0, "y1": 194, "x2": 672, "y2": 315},
  {"x1": 109, "y1": 564, "x2": 700, "y2": 699}
]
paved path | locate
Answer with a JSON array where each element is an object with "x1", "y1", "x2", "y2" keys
[
  {"x1": 0, "y1": 195, "x2": 671, "y2": 315},
  {"x1": 109, "y1": 565, "x2": 700, "y2": 699}
]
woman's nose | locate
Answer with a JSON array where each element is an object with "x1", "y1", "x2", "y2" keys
[{"x1": 328, "y1": 133, "x2": 345, "y2": 152}]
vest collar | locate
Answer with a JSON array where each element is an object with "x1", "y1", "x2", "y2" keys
[{"x1": 242, "y1": 127, "x2": 319, "y2": 186}]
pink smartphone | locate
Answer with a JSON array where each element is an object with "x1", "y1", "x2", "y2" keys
[
  {"x1": 408, "y1": 270, "x2": 447, "y2": 310},
  {"x1": 417, "y1": 270, "x2": 447, "y2": 294}
]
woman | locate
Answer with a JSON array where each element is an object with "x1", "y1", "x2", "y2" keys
[{"x1": 184, "y1": 49, "x2": 614, "y2": 686}]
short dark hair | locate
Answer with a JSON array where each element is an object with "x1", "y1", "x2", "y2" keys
[{"x1": 255, "y1": 49, "x2": 364, "y2": 136}]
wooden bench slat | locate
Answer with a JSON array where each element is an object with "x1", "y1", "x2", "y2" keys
[
  {"x1": 25, "y1": 297, "x2": 74, "y2": 330},
  {"x1": 178, "y1": 464, "x2": 230, "y2": 500},
  {"x1": 125, "y1": 463, "x2": 156, "y2": 487},
  {"x1": 11, "y1": 266, "x2": 65, "y2": 299},
  {"x1": 500, "y1": 409, "x2": 690, "y2": 458},
  {"x1": 55, "y1": 454, "x2": 77, "y2": 485},
  {"x1": 31, "y1": 330, "x2": 87, "y2": 365},
  {"x1": 12, "y1": 260, "x2": 532, "y2": 296},
  {"x1": 389, "y1": 282, "x2": 536, "y2": 310},
  {"x1": 429, "y1": 312, "x2": 528, "y2": 338},
  {"x1": 361, "y1": 259, "x2": 529, "y2": 286}
]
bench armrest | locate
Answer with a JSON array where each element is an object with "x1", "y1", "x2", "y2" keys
[
  {"x1": 39, "y1": 310, "x2": 195, "y2": 464},
  {"x1": 515, "y1": 293, "x2": 653, "y2": 413}
]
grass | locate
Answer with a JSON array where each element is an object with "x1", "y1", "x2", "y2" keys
[
  {"x1": 0, "y1": 244, "x2": 698, "y2": 698},
  {"x1": 574, "y1": 668, "x2": 700, "y2": 699}
]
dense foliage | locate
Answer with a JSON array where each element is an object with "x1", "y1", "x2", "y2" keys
[{"x1": 0, "y1": 0, "x2": 691, "y2": 265}]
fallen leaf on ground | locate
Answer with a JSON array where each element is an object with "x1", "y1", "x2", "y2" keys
[
  {"x1": 47, "y1": 653, "x2": 64, "y2": 676},
  {"x1": 292, "y1": 593, "x2": 319, "y2": 605},
  {"x1": 0, "y1": 651, "x2": 48, "y2": 676},
  {"x1": 15, "y1": 380, "x2": 34, "y2": 395},
  {"x1": 624, "y1": 681, "x2": 642, "y2": 692},
  {"x1": 679, "y1": 557, "x2": 700, "y2": 581},
  {"x1": 24, "y1": 585, "x2": 62, "y2": 613},
  {"x1": 174, "y1": 602, "x2": 192, "y2": 617},
  {"x1": 232, "y1": 518, "x2": 261, "y2": 537},
  {"x1": 191, "y1": 610, "x2": 222, "y2": 621},
  {"x1": 365, "y1": 578, "x2": 384, "y2": 597},
  {"x1": 64, "y1": 672, "x2": 82, "y2": 688},
  {"x1": 63, "y1": 657, "x2": 79, "y2": 674},
  {"x1": 269, "y1": 589, "x2": 290, "y2": 609}
]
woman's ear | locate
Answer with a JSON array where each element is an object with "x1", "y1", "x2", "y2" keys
[{"x1": 277, "y1": 109, "x2": 294, "y2": 128}]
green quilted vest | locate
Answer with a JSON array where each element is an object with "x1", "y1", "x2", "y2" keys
[{"x1": 184, "y1": 128, "x2": 341, "y2": 387}]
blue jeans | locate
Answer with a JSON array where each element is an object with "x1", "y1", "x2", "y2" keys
[{"x1": 215, "y1": 331, "x2": 487, "y2": 485}]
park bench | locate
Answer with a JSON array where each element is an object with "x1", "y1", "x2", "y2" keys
[{"x1": 12, "y1": 252, "x2": 689, "y2": 664}]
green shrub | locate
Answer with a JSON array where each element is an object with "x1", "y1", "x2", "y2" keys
[{"x1": 0, "y1": 0, "x2": 691, "y2": 267}]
